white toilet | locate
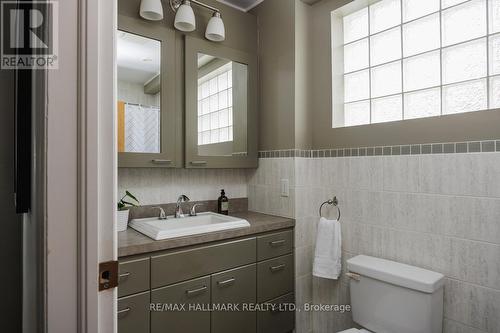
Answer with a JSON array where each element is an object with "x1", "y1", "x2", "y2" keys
[{"x1": 339, "y1": 255, "x2": 445, "y2": 333}]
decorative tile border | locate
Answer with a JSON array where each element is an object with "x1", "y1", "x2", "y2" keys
[{"x1": 258, "y1": 140, "x2": 500, "y2": 158}]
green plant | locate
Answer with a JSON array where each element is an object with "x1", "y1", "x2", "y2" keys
[{"x1": 118, "y1": 190, "x2": 139, "y2": 210}]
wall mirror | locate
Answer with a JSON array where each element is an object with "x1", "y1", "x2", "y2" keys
[
  {"x1": 196, "y1": 54, "x2": 247, "y2": 157},
  {"x1": 117, "y1": 31, "x2": 161, "y2": 154},
  {"x1": 117, "y1": 15, "x2": 180, "y2": 168},
  {"x1": 185, "y1": 37, "x2": 257, "y2": 168}
]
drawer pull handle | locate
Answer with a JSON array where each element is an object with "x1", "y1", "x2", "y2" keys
[
  {"x1": 117, "y1": 307, "x2": 131, "y2": 315},
  {"x1": 269, "y1": 264, "x2": 286, "y2": 272},
  {"x1": 152, "y1": 159, "x2": 172, "y2": 164},
  {"x1": 217, "y1": 278, "x2": 236, "y2": 287},
  {"x1": 119, "y1": 272, "x2": 130, "y2": 280},
  {"x1": 190, "y1": 161, "x2": 207, "y2": 166},
  {"x1": 186, "y1": 285, "x2": 208, "y2": 297},
  {"x1": 269, "y1": 240, "x2": 286, "y2": 247}
]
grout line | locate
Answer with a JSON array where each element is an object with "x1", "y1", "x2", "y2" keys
[{"x1": 343, "y1": 219, "x2": 500, "y2": 247}]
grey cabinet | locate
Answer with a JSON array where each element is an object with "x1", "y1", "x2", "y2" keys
[
  {"x1": 211, "y1": 264, "x2": 257, "y2": 333},
  {"x1": 118, "y1": 291, "x2": 150, "y2": 333},
  {"x1": 151, "y1": 237, "x2": 256, "y2": 288},
  {"x1": 118, "y1": 229, "x2": 294, "y2": 333},
  {"x1": 151, "y1": 276, "x2": 211, "y2": 333}
]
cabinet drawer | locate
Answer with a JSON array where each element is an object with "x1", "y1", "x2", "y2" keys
[
  {"x1": 211, "y1": 264, "x2": 257, "y2": 333},
  {"x1": 118, "y1": 291, "x2": 150, "y2": 333},
  {"x1": 118, "y1": 257, "x2": 150, "y2": 298},
  {"x1": 257, "y1": 254, "x2": 294, "y2": 302},
  {"x1": 257, "y1": 230, "x2": 293, "y2": 261},
  {"x1": 257, "y1": 292, "x2": 295, "y2": 333},
  {"x1": 151, "y1": 237, "x2": 256, "y2": 288},
  {"x1": 151, "y1": 276, "x2": 211, "y2": 333}
]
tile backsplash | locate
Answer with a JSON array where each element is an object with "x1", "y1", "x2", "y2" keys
[{"x1": 118, "y1": 168, "x2": 248, "y2": 206}]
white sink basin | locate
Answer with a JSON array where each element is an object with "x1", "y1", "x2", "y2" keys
[{"x1": 129, "y1": 212, "x2": 250, "y2": 240}]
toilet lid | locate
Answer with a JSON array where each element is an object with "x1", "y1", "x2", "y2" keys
[{"x1": 337, "y1": 329, "x2": 372, "y2": 333}]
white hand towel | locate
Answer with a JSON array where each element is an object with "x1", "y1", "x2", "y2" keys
[{"x1": 313, "y1": 217, "x2": 342, "y2": 279}]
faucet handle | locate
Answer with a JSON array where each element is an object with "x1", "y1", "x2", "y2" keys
[
  {"x1": 152, "y1": 206, "x2": 167, "y2": 220},
  {"x1": 189, "y1": 203, "x2": 204, "y2": 216}
]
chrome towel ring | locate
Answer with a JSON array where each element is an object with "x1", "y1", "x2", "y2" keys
[{"x1": 319, "y1": 196, "x2": 341, "y2": 221}]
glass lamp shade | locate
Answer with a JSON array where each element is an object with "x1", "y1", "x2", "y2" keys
[
  {"x1": 205, "y1": 12, "x2": 225, "y2": 42},
  {"x1": 139, "y1": 0, "x2": 164, "y2": 21},
  {"x1": 174, "y1": 2, "x2": 196, "y2": 32}
]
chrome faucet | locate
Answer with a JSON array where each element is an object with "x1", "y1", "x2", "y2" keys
[
  {"x1": 153, "y1": 206, "x2": 167, "y2": 220},
  {"x1": 175, "y1": 195, "x2": 190, "y2": 218},
  {"x1": 189, "y1": 203, "x2": 204, "y2": 216}
]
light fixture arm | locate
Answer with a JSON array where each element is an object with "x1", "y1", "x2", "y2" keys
[{"x1": 170, "y1": 0, "x2": 220, "y2": 14}]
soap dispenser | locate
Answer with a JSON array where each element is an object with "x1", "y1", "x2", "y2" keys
[{"x1": 218, "y1": 189, "x2": 229, "y2": 215}]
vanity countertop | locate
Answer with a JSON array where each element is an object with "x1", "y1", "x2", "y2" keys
[{"x1": 118, "y1": 211, "x2": 295, "y2": 257}]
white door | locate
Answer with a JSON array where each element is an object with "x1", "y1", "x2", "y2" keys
[{"x1": 45, "y1": 0, "x2": 117, "y2": 332}]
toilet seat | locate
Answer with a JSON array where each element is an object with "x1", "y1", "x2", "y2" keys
[{"x1": 337, "y1": 329, "x2": 372, "y2": 333}]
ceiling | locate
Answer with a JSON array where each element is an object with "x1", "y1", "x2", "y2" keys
[
  {"x1": 216, "y1": 0, "x2": 322, "y2": 11},
  {"x1": 216, "y1": 0, "x2": 264, "y2": 11},
  {"x1": 117, "y1": 31, "x2": 161, "y2": 85}
]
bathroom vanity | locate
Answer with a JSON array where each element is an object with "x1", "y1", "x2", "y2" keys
[{"x1": 117, "y1": 211, "x2": 295, "y2": 333}]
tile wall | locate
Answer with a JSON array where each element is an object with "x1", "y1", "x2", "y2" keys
[{"x1": 248, "y1": 151, "x2": 500, "y2": 333}]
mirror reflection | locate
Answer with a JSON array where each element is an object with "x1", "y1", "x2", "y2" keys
[
  {"x1": 117, "y1": 31, "x2": 161, "y2": 154},
  {"x1": 197, "y1": 53, "x2": 248, "y2": 157}
]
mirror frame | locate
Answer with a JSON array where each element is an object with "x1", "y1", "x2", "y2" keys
[
  {"x1": 185, "y1": 36, "x2": 258, "y2": 168},
  {"x1": 118, "y1": 15, "x2": 180, "y2": 168}
]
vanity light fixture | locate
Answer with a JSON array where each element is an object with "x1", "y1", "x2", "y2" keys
[
  {"x1": 169, "y1": 0, "x2": 226, "y2": 42},
  {"x1": 205, "y1": 11, "x2": 225, "y2": 42},
  {"x1": 140, "y1": 0, "x2": 164, "y2": 21},
  {"x1": 173, "y1": 0, "x2": 196, "y2": 32}
]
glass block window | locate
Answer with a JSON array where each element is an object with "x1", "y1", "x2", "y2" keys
[
  {"x1": 332, "y1": 0, "x2": 500, "y2": 128},
  {"x1": 197, "y1": 62, "x2": 233, "y2": 145}
]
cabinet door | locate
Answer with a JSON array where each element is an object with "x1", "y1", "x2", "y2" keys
[
  {"x1": 211, "y1": 264, "x2": 257, "y2": 333},
  {"x1": 151, "y1": 276, "x2": 211, "y2": 333},
  {"x1": 257, "y1": 254, "x2": 294, "y2": 302},
  {"x1": 118, "y1": 257, "x2": 150, "y2": 298},
  {"x1": 117, "y1": 15, "x2": 181, "y2": 168},
  {"x1": 185, "y1": 36, "x2": 258, "y2": 169},
  {"x1": 118, "y1": 291, "x2": 150, "y2": 333},
  {"x1": 257, "y1": 293, "x2": 295, "y2": 333}
]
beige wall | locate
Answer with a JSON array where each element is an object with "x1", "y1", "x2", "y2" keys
[
  {"x1": 252, "y1": 0, "x2": 296, "y2": 150},
  {"x1": 294, "y1": 1, "x2": 313, "y2": 149},
  {"x1": 254, "y1": 0, "x2": 500, "y2": 150},
  {"x1": 309, "y1": 0, "x2": 500, "y2": 149},
  {"x1": 119, "y1": 0, "x2": 257, "y2": 53},
  {"x1": 252, "y1": 0, "x2": 313, "y2": 151}
]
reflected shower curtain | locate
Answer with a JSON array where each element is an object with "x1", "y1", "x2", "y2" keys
[{"x1": 124, "y1": 103, "x2": 160, "y2": 153}]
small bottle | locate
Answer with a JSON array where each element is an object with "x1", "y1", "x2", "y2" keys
[{"x1": 218, "y1": 189, "x2": 229, "y2": 215}]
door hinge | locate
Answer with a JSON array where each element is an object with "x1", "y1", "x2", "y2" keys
[{"x1": 99, "y1": 260, "x2": 119, "y2": 291}]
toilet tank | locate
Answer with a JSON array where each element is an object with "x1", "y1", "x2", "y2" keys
[{"x1": 347, "y1": 255, "x2": 444, "y2": 333}]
